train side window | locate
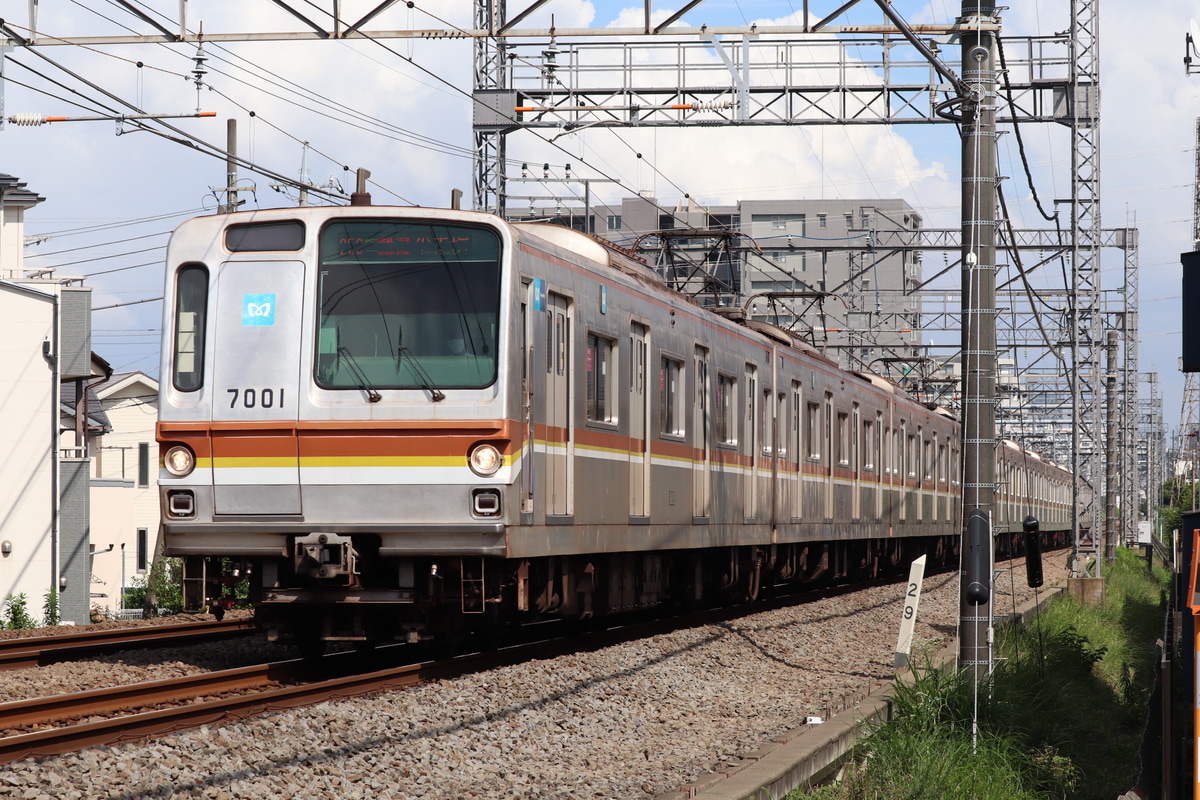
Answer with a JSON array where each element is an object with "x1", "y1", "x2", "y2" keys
[
  {"x1": 659, "y1": 356, "x2": 685, "y2": 437},
  {"x1": 836, "y1": 411, "x2": 850, "y2": 466},
  {"x1": 556, "y1": 312, "x2": 567, "y2": 376},
  {"x1": 862, "y1": 417, "x2": 875, "y2": 472},
  {"x1": 806, "y1": 401, "x2": 820, "y2": 460},
  {"x1": 852, "y1": 404, "x2": 861, "y2": 472},
  {"x1": 172, "y1": 264, "x2": 208, "y2": 392},
  {"x1": 716, "y1": 374, "x2": 737, "y2": 445},
  {"x1": 586, "y1": 333, "x2": 616, "y2": 424},
  {"x1": 761, "y1": 388, "x2": 772, "y2": 456},
  {"x1": 790, "y1": 383, "x2": 801, "y2": 458},
  {"x1": 630, "y1": 323, "x2": 647, "y2": 396},
  {"x1": 823, "y1": 394, "x2": 833, "y2": 463}
]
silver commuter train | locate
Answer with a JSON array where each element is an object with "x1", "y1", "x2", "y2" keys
[{"x1": 156, "y1": 203, "x2": 1072, "y2": 648}]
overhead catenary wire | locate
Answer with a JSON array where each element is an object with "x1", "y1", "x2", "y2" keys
[{"x1": 402, "y1": 1, "x2": 719, "y2": 232}]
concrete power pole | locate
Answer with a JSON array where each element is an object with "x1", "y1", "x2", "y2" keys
[
  {"x1": 219, "y1": 118, "x2": 238, "y2": 214},
  {"x1": 958, "y1": 0, "x2": 999, "y2": 677}
]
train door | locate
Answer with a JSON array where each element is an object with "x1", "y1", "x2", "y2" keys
[
  {"x1": 547, "y1": 292, "x2": 572, "y2": 516},
  {"x1": 629, "y1": 322, "x2": 649, "y2": 517},
  {"x1": 210, "y1": 259, "x2": 304, "y2": 515},
  {"x1": 693, "y1": 346, "x2": 711, "y2": 518},
  {"x1": 744, "y1": 365, "x2": 758, "y2": 520}
]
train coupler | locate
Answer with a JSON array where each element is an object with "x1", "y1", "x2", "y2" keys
[{"x1": 293, "y1": 532, "x2": 359, "y2": 581}]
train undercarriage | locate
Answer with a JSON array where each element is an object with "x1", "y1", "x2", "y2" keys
[{"x1": 178, "y1": 528, "x2": 1069, "y2": 653}]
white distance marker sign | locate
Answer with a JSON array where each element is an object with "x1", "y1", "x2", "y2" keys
[{"x1": 894, "y1": 555, "x2": 927, "y2": 670}]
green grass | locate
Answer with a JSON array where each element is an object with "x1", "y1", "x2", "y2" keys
[{"x1": 790, "y1": 547, "x2": 1171, "y2": 800}]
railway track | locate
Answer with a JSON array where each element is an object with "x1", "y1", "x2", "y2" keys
[
  {"x1": 0, "y1": 589, "x2": 858, "y2": 765},
  {"x1": 0, "y1": 617, "x2": 257, "y2": 671}
]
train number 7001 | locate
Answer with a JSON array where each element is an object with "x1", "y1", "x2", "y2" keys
[{"x1": 227, "y1": 388, "x2": 285, "y2": 409}]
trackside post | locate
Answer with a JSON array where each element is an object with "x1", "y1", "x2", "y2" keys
[{"x1": 894, "y1": 555, "x2": 927, "y2": 670}]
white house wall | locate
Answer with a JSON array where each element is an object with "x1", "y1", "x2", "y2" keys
[
  {"x1": 90, "y1": 374, "x2": 160, "y2": 614},
  {"x1": 0, "y1": 284, "x2": 57, "y2": 621}
]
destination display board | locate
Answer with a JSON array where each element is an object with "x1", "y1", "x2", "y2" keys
[{"x1": 320, "y1": 220, "x2": 500, "y2": 264}]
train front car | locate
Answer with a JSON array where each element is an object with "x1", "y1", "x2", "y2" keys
[{"x1": 157, "y1": 207, "x2": 517, "y2": 648}]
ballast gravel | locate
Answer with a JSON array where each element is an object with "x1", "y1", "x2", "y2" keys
[{"x1": 2, "y1": 553, "x2": 1072, "y2": 800}]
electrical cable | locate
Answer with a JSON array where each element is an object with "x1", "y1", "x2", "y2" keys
[
  {"x1": 996, "y1": 183, "x2": 1065, "y2": 364},
  {"x1": 27, "y1": 230, "x2": 168, "y2": 259},
  {"x1": 996, "y1": 35, "x2": 1058, "y2": 225},
  {"x1": 404, "y1": 1, "x2": 717, "y2": 232}
]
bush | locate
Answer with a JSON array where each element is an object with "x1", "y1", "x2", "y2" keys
[
  {"x1": 42, "y1": 587, "x2": 60, "y2": 627},
  {"x1": 3, "y1": 593, "x2": 36, "y2": 629},
  {"x1": 141, "y1": 558, "x2": 184, "y2": 615}
]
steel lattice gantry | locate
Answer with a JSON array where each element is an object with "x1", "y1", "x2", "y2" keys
[
  {"x1": 469, "y1": 1, "x2": 1116, "y2": 563},
  {"x1": 471, "y1": 26, "x2": 1074, "y2": 214},
  {"x1": 0, "y1": 1, "x2": 1131, "y2": 558}
]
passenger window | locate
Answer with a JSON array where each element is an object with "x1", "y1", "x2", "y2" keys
[
  {"x1": 659, "y1": 357, "x2": 684, "y2": 436},
  {"x1": 586, "y1": 333, "x2": 616, "y2": 424},
  {"x1": 716, "y1": 375, "x2": 738, "y2": 445}
]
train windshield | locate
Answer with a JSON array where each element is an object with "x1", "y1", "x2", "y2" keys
[{"x1": 315, "y1": 220, "x2": 502, "y2": 392}]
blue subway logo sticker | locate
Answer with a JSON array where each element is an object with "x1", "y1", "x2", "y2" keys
[
  {"x1": 242, "y1": 294, "x2": 276, "y2": 326},
  {"x1": 532, "y1": 278, "x2": 546, "y2": 311}
]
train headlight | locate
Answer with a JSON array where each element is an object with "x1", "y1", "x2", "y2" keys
[
  {"x1": 468, "y1": 443, "x2": 503, "y2": 476},
  {"x1": 164, "y1": 445, "x2": 196, "y2": 477}
]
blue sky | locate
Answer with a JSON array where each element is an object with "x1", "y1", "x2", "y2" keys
[{"x1": 2, "y1": 0, "x2": 1196, "y2": 433}]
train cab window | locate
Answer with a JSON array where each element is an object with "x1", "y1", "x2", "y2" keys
[
  {"x1": 172, "y1": 264, "x2": 208, "y2": 392},
  {"x1": 659, "y1": 356, "x2": 685, "y2": 437},
  {"x1": 315, "y1": 220, "x2": 501, "y2": 391},
  {"x1": 586, "y1": 333, "x2": 616, "y2": 424},
  {"x1": 716, "y1": 375, "x2": 737, "y2": 445},
  {"x1": 225, "y1": 220, "x2": 305, "y2": 252}
]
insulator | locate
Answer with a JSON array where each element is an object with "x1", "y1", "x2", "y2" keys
[{"x1": 8, "y1": 114, "x2": 48, "y2": 126}]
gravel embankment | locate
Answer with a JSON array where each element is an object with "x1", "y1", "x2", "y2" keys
[{"x1": 1, "y1": 552, "x2": 1071, "y2": 800}]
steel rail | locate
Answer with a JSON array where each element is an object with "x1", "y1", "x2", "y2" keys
[
  {"x1": 0, "y1": 566, "x2": 1009, "y2": 766},
  {"x1": 0, "y1": 660, "x2": 424, "y2": 764},
  {"x1": 0, "y1": 617, "x2": 257, "y2": 671},
  {"x1": 0, "y1": 661, "x2": 285, "y2": 729}
]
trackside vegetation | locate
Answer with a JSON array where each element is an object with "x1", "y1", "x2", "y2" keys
[{"x1": 791, "y1": 546, "x2": 1170, "y2": 800}]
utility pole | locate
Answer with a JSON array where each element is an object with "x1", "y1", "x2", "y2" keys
[
  {"x1": 219, "y1": 118, "x2": 238, "y2": 214},
  {"x1": 958, "y1": 0, "x2": 999, "y2": 678}
]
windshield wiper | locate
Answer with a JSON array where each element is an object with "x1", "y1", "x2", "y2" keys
[
  {"x1": 336, "y1": 345, "x2": 382, "y2": 403},
  {"x1": 395, "y1": 327, "x2": 446, "y2": 402}
]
